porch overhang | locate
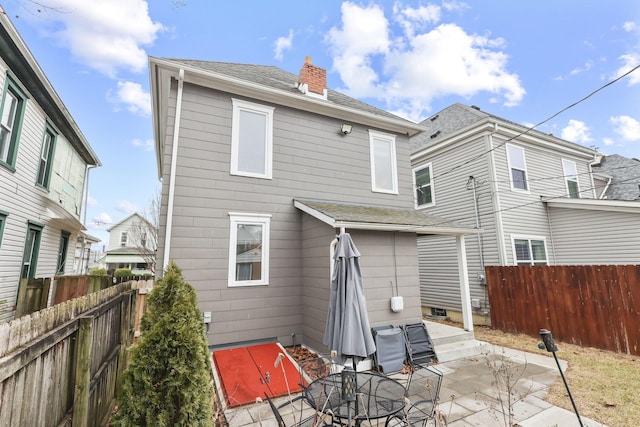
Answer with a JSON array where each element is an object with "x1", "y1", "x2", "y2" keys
[
  {"x1": 293, "y1": 198, "x2": 480, "y2": 236},
  {"x1": 45, "y1": 198, "x2": 85, "y2": 232}
]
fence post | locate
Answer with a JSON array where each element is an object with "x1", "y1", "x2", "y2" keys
[
  {"x1": 72, "y1": 316, "x2": 93, "y2": 427},
  {"x1": 116, "y1": 291, "x2": 133, "y2": 394}
]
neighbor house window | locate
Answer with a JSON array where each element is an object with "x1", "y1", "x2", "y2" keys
[
  {"x1": 562, "y1": 159, "x2": 580, "y2": 198},
  {"x1": 506, "y1": 144, "x2": 528, "y2": 191},
  {"x1": 369, "y1": 130, "x2": 398, "y2": 194},
  {"x1": 120, "y1": 232, "x2": 128, "y2": 246},
  {"x1": 413, "y1": 163, "x2": 434, "y2": 208},
  {"x1": 0, "y1": 77, "x2": 26, "y2": 169},
  {"x1": 230, "y1": 99, "x2": 274, "y2": 179},
  {"x1": 140, "y1": 232, "x2": 147, "y2": 248},
  {"x1": 512, "y1": 236, "x2": 548, "y2": 266},
  {"x1": 36, "y1": 125, "x2": 57, "y2": 188},
  {"x1": 0, "y1": 210, "x2": 7, "y2": 247},
  {"x1": 228, "y1": 213, "x2": 271, "y2": 287},
  {"x1": 21, "y1": 221, "x2": 43, "y2": 278},
  {"x1": 56, "y1": 231, "x2": 70, "y2": 274}
]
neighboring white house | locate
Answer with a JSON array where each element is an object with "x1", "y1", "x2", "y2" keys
[
  {"x1": 0, "y1": 11, "x2": 101, "y2": 322},
  {"x1": 98, "y1": 213, "x2": 156, "y2": 275},
  {"x1": 410, "y1": 103, "x2": 640, "y2": 325}
]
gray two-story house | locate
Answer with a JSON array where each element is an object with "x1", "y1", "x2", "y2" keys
[
  {"x1": 149, "y1": 57, "x2": 478, "y2": 349},
  {"x1": 411, "y1": 103, "x2": 640, "y2": 325}
]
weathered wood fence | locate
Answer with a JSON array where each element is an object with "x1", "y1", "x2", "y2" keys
[
  {"x1": 53, "y1": 276, "x2": 112, "y2": 306},
  {"x1": 0, "y1": 281, "x2": 149, "y2": 426},
  {"x1": 15, "y1": 278, "x2": 51, "y2": 317},
  {"x1": 486, "y1": 265, "x2": 640, "y2": 355}
]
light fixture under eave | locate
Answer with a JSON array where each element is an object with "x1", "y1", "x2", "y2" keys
[{"x1": 340, "y1": 123, "x2": 353, "y2": 135}]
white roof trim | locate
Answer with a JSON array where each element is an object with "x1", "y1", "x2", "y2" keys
[{"x1": 545, "y1": 198, "x2": 640, "y2": 213}]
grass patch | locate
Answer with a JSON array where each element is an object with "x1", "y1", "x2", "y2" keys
[{"x1": 473, "y1": 325, "x2": 640, "y2": 427}]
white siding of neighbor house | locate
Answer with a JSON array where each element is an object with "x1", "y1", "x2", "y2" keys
[
  {"x1": 156, "y1": 81, "x2": 422, "y2": 347},
  {"x1": 0, "y1": 58, "x2": 87, "y2": 322},
  {"x1": 548, "y1": 207, "x2": 640, "y2": 265}
]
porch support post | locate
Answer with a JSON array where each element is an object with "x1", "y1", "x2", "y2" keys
[{"x1": 456, "y1": 234, "x2": 473, "y2": 332}]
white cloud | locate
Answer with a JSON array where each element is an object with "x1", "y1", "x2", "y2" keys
[
  {"x1": 603, "y1": 137, "x2": 614, "y2": 146},
  {"x1": 615, "y1": 53, "x2": 640, "y2": 85},
  {"x1": 274, "y1": 29, "x2": 294, "y2": 61},
  {"x1": 610, "y1": 115, "x2": 640, "y2": 141},
  {"x1": 132, "y1": 138, "x2": 154, "y2": 151},
  {"x1": 36, "y1": 0, "x2": 164, "y2": 77},
  {"x1": 623, "y1": 21, "x2": 637, "y2": 32},
  {"x1": 326, "y1": 2, "x2": 524, "y2": 120},
  {"x1": 570, "y1": 60, "x2": 594, "y2": 76},
  {"x1": 87, "y1": 195, "x2": 98, "y2": 207},
  {"x1": 112, "y1": 81, "x2": 151, "y2": 116},
  {"x1": 92, "y1": 212, "x2": 112, "y2": 226},
  {"x1": 561, "y1": 120, "x2": 593, "y2": 143},
  {"x1": 116, "y1": 200, "x2": 138, "y2": 214}
]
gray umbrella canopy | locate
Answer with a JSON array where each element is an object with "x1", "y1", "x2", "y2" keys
[{"x1": 323, "y1": 233, "x2": 376, "y2": 365}]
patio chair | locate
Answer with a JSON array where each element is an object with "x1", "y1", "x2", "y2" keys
[
  {"x1": 265, "y1": 392, "x2": 335, "y2": 427},
  {"x1": 384, "y1": 365, "x2": 443, "y2": 427},
  {"x1": 371, "y1": 325, "x2": 407, "y2": 374},
  {"x1": 402, "y1": 322, "x2": 438, "y2": 367}
]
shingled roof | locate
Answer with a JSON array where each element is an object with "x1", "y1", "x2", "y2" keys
[{"x1": 592, "y1": 154, "x2": 640, "y2": 200}]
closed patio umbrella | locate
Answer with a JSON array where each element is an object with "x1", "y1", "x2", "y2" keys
[{"x1": 323, "y1": 232, "x2": 376, "y2": 366}]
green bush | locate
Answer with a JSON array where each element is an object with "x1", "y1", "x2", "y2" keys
[
  {"x1": 89, "y1": 268, "x2": 107, "y2": 276},
  {"x1": 113, "y1": 261, "x2": 214, "y2": 427},
  {"x1": 114, "y1": 268, "x2": 132, "y2": 278}
]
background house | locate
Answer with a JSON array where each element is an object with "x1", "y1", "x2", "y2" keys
[
  {"x1": 98, "y1": 213, "x2": 156, "y2": 275},
  {"x1": 410, "y1": 103, "x2": 640, "y2": 325},
  {"x1": 150, "y1": 56, "x2": 477, "y2": 350},
  {"x1": 0, "y1": 13, "x2": 101, "y2": 322}
]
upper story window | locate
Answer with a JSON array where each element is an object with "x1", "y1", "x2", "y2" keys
[
  {"x1": 512, "y1": 236, "x2": 548, "y2": 266},
  {"x1": 36, "y1": 125, "x2": 57, "y2": 188},
  {"x1": 369, "y1": 130, "x2": 398, "y2": 194},
  {"x1": 0, "y1": 77, "x2": 26, "y2": 170},
  {"x1": 228, "y1": 213, "x2": 271, "y2": 287},
  {"x1": 140, "y1": 232, "x2": 147, "y2": 248},
  {"x1": 506, "y1": 144, "x2": 528, "y2": 191},
  {"x1": 562, "y1": 159, "x2": 580, "y2": 198},
  {"x1": 413, "y1": 163, "x2": 434, "y2": 208},
  {"x1": 230, "y1": 99, "x2": 274, "y2": 179},
  {"x1": 120, "y1": 231, "x2": 128, "y2": 246}
]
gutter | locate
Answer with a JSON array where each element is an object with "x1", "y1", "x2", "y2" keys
[{"x1": 162, "y1": 69, "x2": 185, "y2": 273}]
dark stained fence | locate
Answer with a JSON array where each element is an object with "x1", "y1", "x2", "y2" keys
[
  {"x1": 15, "y1": 278, "x2": 51, "y2": 318},
  {"x1": 0, "y1": 282, "x2": 139, "y2": 427},
  {"x1": 486, "y1": 265, "x2": 640, "y2": 356},
  {"x1": 53, "y1": 275, "x2": 112, "y2": 305}
]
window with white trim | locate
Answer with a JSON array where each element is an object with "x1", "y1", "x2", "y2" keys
[
  {"x1": 120, "y1": 232, "x2": 128, "y2": 246},
  {"x1": 506, "y1": 144, "x2": 528, "y2": 191},
  {"x1": 562, "y1": 159, "x2": 580, "y2": 198},
  {"x1": 413, "y1": 163, "x2": 434, "y2": 208},
  {"x1": 369, "y1": 130, "x2": 398, "y2": 194},
  {"x1": 228, "y1": 213, "x2": 271, "y2": 286},
  {"x1": 230, "y1": 99, "x2": 274, "y2": 179},
  {"x1": 36, "y1": 125, "x2": 56, "y2": 188},
  {"x1": 0, "y1": 77, "x2": 26, "y2": 169},
  {"x1": 512, "y1": 236, "x2": 548, "y2": 266}
]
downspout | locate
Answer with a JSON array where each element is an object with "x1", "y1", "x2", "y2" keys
[
  {"x1": 488, "y1": 130, "x2": 507, "y2": 264},
  {"x1": 329, "y1": 227, "x2": 346, "y2": 279},
  {"x1": 544, "y1": 198, "x2": 557, "y2": 264},
  {"x1": 79, "y1": 164, "x2": 97, "y2": 274},
  {"x1": 162, "y1": 69, "x2": 185, "y2": 273}
]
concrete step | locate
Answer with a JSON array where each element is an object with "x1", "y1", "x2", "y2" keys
[{"x1": 434, "y1": 339, "x2": 490, "y2": 363}]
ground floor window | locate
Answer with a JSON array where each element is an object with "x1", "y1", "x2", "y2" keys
[
  {"x1": 228, "y1": 212, "x2": 271, "y2": 287},
  {"x1": 56, "y1": 231, "x2": 70, "y2": 274},
  {"x1": 512, "y1": 236, "x2": 548, "y2": 266},
  {"x1": 21, "y1": 221, "x2": 43, "y2": 278},
  {"x1": 0, "y1": 210, "x2": 7, "y2": 247}
]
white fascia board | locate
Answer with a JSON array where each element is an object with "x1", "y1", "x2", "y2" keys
[
  {"x1": 545, "y1": 198, "x2": 640, "y2": 213},
  {"x1": 412, "y1": 120, "x2": 495, "y2": 162}
]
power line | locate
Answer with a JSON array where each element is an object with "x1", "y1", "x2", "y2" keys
[{"x1": 430, "y1": 63, "x2": 640, "y2": 181}]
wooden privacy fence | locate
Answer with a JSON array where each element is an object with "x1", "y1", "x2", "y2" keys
[
  {"x1": 53, "y1": 276, "x2": 112, "y2": 305},
  {"x1": 15, "y1": 278, "x2": 51, "y2": 318},
  {"x1": 0, "y1": 281, "x2": 143, "y2": 427},
  {"x1": 486, "y1": 265, "x2": 640, "y2": 356}
]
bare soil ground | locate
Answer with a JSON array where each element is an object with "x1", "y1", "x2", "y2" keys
[{"x1": 472, "y1": 324, "x2": 640, "y2": 427}]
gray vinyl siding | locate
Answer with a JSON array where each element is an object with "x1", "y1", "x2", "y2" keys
[
  {"x1": 549, "y1": 207, "x2": 640, "y2": 264},
  {"x1": 0, "y1": 58, "x2": 87, "y2": 322},
  {"x1": 414, "y1": 134, "x2": 498, "y2": 313},
  {"x1": 159, "y1": 82, "x2": 419, "y2": 346}
]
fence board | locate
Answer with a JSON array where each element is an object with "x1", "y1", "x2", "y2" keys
[{"x1": 486, "y1": 264, "x2": 640, "y2": 355}]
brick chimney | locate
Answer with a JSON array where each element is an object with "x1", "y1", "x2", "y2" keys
[{"x1": 298, "y1": 56, "x2": 327, "y2": 98}]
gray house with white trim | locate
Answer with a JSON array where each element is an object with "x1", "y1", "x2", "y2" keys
[
  {"x1": 411, "y1": 103, "x2": 640, "y2": 325},
  {"x1": 0, "y1": 11, "x2": 100, "y2": 322},
  {"x1": 149, "y1": 57, "x2": 477, "y2": 349}
]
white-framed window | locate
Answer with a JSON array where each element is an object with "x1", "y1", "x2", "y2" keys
[
  {"x1": 230, "y1": 99, "x2": 274, "y2": 179},
  {"x1": 506, "y1": 144, "x2": 528, "y2": 191},
  {"x1": 228, "y1": 213, "x2": 271, "y2": 287},
  {"x1": 36, "y1": 125, "x2": 56, "y2": 188},
  {"x1": 413, "y1": 163, "x2": 435, "y2": 208},
  {"x1": 120, "y1": 232, "x2": 128, "y2": 246},
  {"x1": 511, "y1": 236, "x2": 548, "y2": 266},
  {"x1": 369, "y1": 130, "x2": 398, "y2": 194},
  {"x1": 562, "y1": 159, "x2": 580, "y2": 198}
]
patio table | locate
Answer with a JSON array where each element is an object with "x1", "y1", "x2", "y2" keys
[{"x1": 304, "y1": 371, "x2": 405, "y2": 426}]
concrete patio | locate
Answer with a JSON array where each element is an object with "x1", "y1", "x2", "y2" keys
[{"x1": 217, "y1": 321, "x2": 607, "y2": 427}]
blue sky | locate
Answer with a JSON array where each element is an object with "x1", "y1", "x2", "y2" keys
[{"x1": 4, "y1": 0, "x2": 639, "y2": 247}]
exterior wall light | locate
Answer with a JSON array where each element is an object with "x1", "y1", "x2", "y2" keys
[{"x1": 340, "y1": 123, "x2": 353, "y2": 135}]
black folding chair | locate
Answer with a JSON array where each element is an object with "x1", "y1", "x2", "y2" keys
[
  {"x1": 384, "y1": 365, "x2": 443, "y2": 427},
  {"x1": 371, "y1": 325, "x2": 407, "y2": 374},
  {"x1": 265, "y1": 392, "x2": 334, "y2": 427},
  {"x1": 402, "y1": 322, "x2": 438, "y2": 367}
]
